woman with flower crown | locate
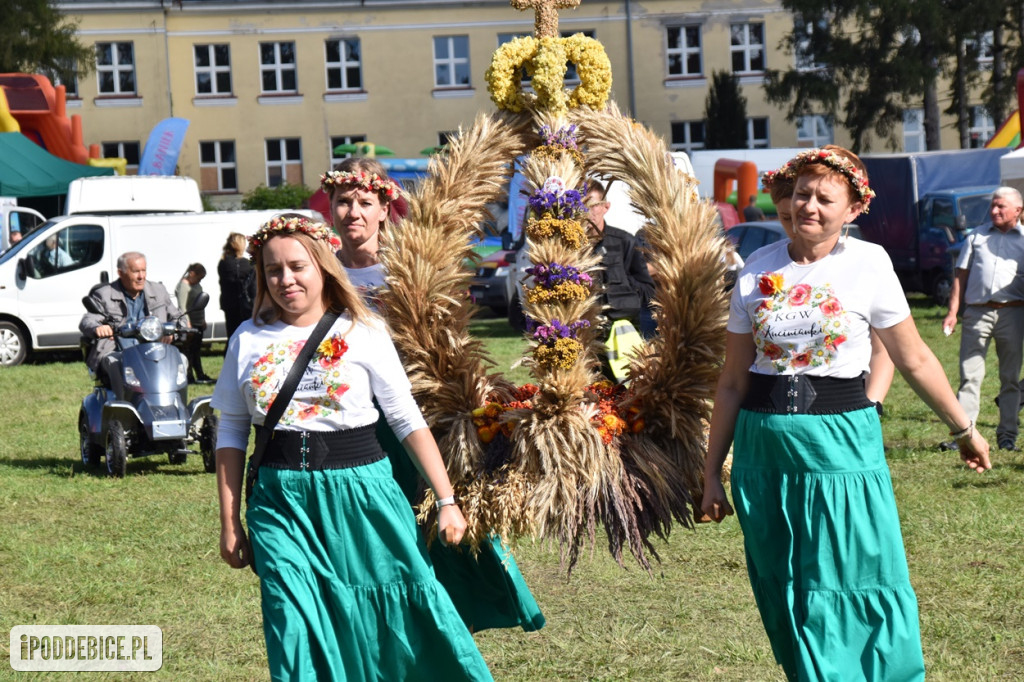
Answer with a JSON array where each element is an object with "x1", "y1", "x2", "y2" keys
[
  {"x1": 212, "y1": 212, "x2": 492, "y2": 680},
  {"x1": 322, "y1": 157, "x2": 546, "y2": 634},
  {"x1": 702, "y1": 146, "x2": 991, "y2": 681}
]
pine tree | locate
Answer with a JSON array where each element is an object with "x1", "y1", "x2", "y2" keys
[{"x1": 704, "y1": 71, "x2": 748, "y2": 150}]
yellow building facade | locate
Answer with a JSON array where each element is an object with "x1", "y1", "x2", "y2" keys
[{"x1": 57, "y1": 0, "x2": 989, "y2": 200}]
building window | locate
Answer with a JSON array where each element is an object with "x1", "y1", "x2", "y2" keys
[
  {"x1": 794, "y1": 14, "x2": 828, "y2": 72},
  {"x1": 96, "y1": 42, "x2": 136, "y2": 95},
  {"x1": 101, "y1": 141, "x2": 141, "y2": 174},
  {"x1": 670, "y1": 121, "x2": 705, "y2": 155},
  {"x1": 329, "y1": 134, "x2": 367, "y2": 167},
  {"x1": 46, "y1": 62, "x2": 78, "y2": 98},
  {"x1": 194, "y1": 44, "x2": 232, "y2": 95},
  {"x1": 433, "y1": 36, "x2": 470, "y2": 88},
  {"x1": 266, "y1": 138, "x2": 302, "y2": 187},
  {"x1": 199, "y1": 140, "x2": 237, "y2": 192},
  {"x1": 746, "y1": 117, "x2": 769, "y2": 149},
  {"x1": 260, "y1": 42, "x2": 297, "y2": 93},
  {"x1": 968, "y1": 106, "x2": 995, "y2": 148},
  {"x1": 438, "y1": 131, "x2": 457, "y2": 147},
  {"x1": 796, "y1": 114, "x2": 833, "y2": 147},
  {"x1": 730, "y1": 23, "x2": 765, "y2": 74},
  {"x1": 561, "y1": 29, "x2": 595, "y2": 83},
  {"x1": 666, "y1": 26, "x2": 702, "y2": 77},
  {"x1": 965, "y1": 32, "x2": 994, "y2": 71},
  {"x1": 903, "y1": 108, "x2": 925, "y2": 152},
  {"x1": 326, "y1": 38, "x2": 362, "y2": 91}
]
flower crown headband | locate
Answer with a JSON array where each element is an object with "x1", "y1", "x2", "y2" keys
[
  {"x1": 760, "y1": 167, "x2": 795, "y2": 191},
  {"x1": 247, "y1": 215, "x2": 342, "y2": 257},
  {"x1": 774, "y1": 148, "x2": 876, "y2": 212},
  {"x1": 320, "y1": 170, "x2": 404, "y2": 201}
]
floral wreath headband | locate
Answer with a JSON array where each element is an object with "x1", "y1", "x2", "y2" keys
[
  {"x1": 247, "y1": 215, "x2": 342, "y2": 257},
  {"x1": 770, "y1": 148, "x2": 876, "y2": 212},
  {"x1": 320, "y1": 170, "x2": 404, "y2": 202}
]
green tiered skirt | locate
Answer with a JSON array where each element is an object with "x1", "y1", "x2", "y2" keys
[
  {"x1": 247, "y1": 459, "x2": 493, "y2": 682},
  {"x1": 731, "y1": 406, "x2": 925, "y2": 682}
]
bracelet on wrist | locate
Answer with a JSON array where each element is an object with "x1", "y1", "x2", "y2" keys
[
  {"x1": 435, "y1": 495, "x2": 458, "y2": 511},
  {"x1": 949, "y1": 420, "x2": 974, "y2": 442}
]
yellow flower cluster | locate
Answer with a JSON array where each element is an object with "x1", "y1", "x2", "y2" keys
[
  {"x1": 532, "y1": 144, "x2": 585, "y2": 166},
  {"x1": 531, "y1": 36, "x2": 569, "y2": 114},
  {"x1": 534, "y1": 337, "x2": 584, "y2": 370},
  {"x1": 525, "y1": 281, "x2": 590, "y2": 305},
  {"x1": 563, "y1": 34, "x2": 611, "y2": 110},
  {"x1": 526, "y1": 215, "x2": 585, "y2": 249},
  {"x1": 485, "y1": 36, "x2": 538, "y2": 113}
]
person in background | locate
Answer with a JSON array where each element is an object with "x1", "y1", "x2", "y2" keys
[
  {"x1": 213, "y1": 215, "x2": 492, "y2": 680},
  {"x1": 704, "y1": 146, "x2": 990, "y2": 682},
  {"x1": 79, "y1": 251, "x2": 180, "y2": 387},
  {"x1": 175, "y1": 262, "x2": 214, "y2": 384},
  {"x1": 942, "y1": 186, "x2": 1024, "y2": 451},
  {"x1": 217, "y1": 232, "x2": 254, "y2": 343},
  {"x1": 761, "y1": 157, "x2": 895, "y2": 413},
  {"x1": 743, "y1": 193, "x2": 766, "y2": 222},
  {"x1": 40, "y1": 234, "x2": 73, "y2": 270},
  {"x1": 323, "y1": 157, "x2": 546, "y2": 634}
]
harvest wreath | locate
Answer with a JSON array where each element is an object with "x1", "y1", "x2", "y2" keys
[{"x1": 377, "y1": 0, "x2": 729, "y2": 571}]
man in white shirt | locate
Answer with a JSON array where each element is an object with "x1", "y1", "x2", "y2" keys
[{"x1": 942, "y1": 187, "x2": 1024, "y2": 451}]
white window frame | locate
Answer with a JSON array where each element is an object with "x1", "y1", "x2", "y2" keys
[
  {"x1": 325, "y1": 38, "x2": 363, "y2": 92},
  {"x1": 794, "y1": 15, "x2": 828, "y2": 72},
  {"x1": 670, "y1": 121, "x2": 705, "y2": 155},
  {"x1": 199, "y1": 140, "x2": 237, "y2": 192},
  {"x1": 796, "y1": 114, "x2": 833, "y2": 147},
  {"x1": 746, "y1": 117, "x2": 769, "y2": 149},
  {"x1": 265, "y1": 138, "x2": 302, "y2": 187},
  {"x1": 968, "y1": 105, "x2": 995, "y2": 148},
  {"x1": 101, "y1": 141, "x2": 140, "y2": 174},
  {"x1": 666, "y1": 25, "x2": 702, "y2": 78},
  {"x1": 194, "y1": 44, "x2": 232, "y2": 96},
  {"x1": 260, "y1": 41, "x2": 297, "y2": 94},
  {"x1": 730, "y1": 23, "x2": 765, "y2": 74},
  {"x1": 47, "y1": 62, "x2": 79, "y2": 98},
  {"x1": 96, "y1": 42, "x2": 136, "y2": 95},
  {"x1": 903, "y1": 108, "x2": 925, "y2": 152},
  {"x1": 329, "y1": 134, "x2": 367, "y2": 168},
  {"x1": 965, "y1": 31, "x2": 994, "y2": 71},
  {"x1": 433, "y1": 36, "x2": 471, "y2": 88}
]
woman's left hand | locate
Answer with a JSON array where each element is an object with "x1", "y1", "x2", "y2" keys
[
  {"x1": 437, "y1": 505, "x2": 468, "y2": 546},
  {"x1": 959, "y1": 429, "x2": 992, "y2": 472}
]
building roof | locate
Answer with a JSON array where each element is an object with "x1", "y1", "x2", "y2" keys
[{"x1": 0, "y1": 132, "x2": 114, "y2": 198}]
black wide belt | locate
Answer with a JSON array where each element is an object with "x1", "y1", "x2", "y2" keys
[
  {"x1": 255, "y1": 422, "x2": 385, "y2": 471},
  {"x1": 741, "y1": 372, "x2": 873, "y2": 415}
]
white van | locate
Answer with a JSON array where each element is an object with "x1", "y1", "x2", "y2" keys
[
  {"x1": 1, "y1": 198, "x2": 47, "y2": 254},
  {"x1": 0, "y1": 208, "x2": 308, "y2": 366}
]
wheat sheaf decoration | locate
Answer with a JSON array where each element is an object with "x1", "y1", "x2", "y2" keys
[{"x1": 378, "y1": 0, "x2": 729, "y2": 572}]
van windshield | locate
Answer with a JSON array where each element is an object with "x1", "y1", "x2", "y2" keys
[
  {"x1": 959, "y1": 194, "x2": 993, "y2": 230},
  {"x1": 0, "y1": 220, "x2": 59, "y2": 264}
]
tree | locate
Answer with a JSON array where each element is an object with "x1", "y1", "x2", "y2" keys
[
  {"x1": 704, "y1": 71, "x2": 748, "y2": 149},
  {"x1": 241, "y1": 183, "x2": 313, "y2": 210},
  {"x1": 764, "y1": 1, "x2": 953, "y2": 152},
  {"x1": 0, "y1": 0, "x2": 95, "y2": 79}
]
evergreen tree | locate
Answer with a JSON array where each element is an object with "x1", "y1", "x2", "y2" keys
[
  {"x1": 0, "y1": 0, "x2": 94, "y2": 80},
  {"x1": 704, "y1": 71, "x2": 748, "y2": 149}
]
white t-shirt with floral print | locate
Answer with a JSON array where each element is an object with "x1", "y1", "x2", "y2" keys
[
  {"x1": 212, "y1": 312, "x2": 426, "y2": 451},
  {"x1": 727, "y1": 238, "x2": 910, "y2": 377}
]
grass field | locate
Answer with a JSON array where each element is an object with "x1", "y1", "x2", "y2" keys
[{"x1": 0, "y1": 300, "x2": 1021, "y2": 681}]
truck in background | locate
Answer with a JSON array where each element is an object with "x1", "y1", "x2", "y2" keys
[
  {"x1": 0, "y1": 175, "x2": 316, "y2": 366},
  {"x1": 857, "y1": 148, "x2": 1007, "y2": 305}
]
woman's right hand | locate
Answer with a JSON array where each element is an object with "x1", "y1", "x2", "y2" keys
[
  {"x1": 220, "y1": 517, "x2": 252, "y2": 569},
  {"x1": 959, "y1": 429, "x2": 992, "y2": 473},
  {"x1": 701, "y1": 475, "x2": 734, "y2": 523}
]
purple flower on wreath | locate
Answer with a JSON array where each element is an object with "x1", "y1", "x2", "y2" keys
[
  {"x1": 526, "y1": 262, "x2": 593, "y2": 289},
  {"x1": 530, "y1": 318, "x2": 591, "y2": 344},
  {"x1": 528, "y1": 187, "x2": 587, "y2": 218},
  {"x1": 538, "y1": 123, "x2": 580, "y2": 150}
]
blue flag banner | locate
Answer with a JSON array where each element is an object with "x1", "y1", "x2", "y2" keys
[{"x1": 138, "y1": 118, "x2": 190, "y2": 175}]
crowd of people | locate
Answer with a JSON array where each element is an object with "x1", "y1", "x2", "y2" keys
[{"x1": 72, "y1": 144, "x2": 1010, "y2": 681}]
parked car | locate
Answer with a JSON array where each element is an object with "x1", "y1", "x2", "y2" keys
[
  {"x1": 726, "y1": 220, "x2": 789, "y2": 261},
  {"x1": 469, "y1": 248, "x2": 514, "y2": 314}
]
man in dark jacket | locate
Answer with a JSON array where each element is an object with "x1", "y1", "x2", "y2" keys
[{"x1": 79, "y1": 251, "x2": 180, "y2": 385}]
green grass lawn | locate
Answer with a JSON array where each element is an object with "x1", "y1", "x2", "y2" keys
[{"x1": 0, "y1": 301, "x2": 1021, "y2": 680}]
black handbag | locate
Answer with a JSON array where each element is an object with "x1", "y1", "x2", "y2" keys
[{"x1": 243, "y1": 311, "x2": 339, "y2": 574}]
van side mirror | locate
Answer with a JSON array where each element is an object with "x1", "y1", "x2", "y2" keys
[
  {"x1": 501, "y1": 229, "x2": 514, "y2": 250},
  {"x1": 189, "y1": 291, "x2": 210, "y2": 313},
  {"x1": 955, "y1": 215, "x2": 967, "y2": 231},
  {"x1": 15, "y1": 258, "x2": 25, "y2": 280}
]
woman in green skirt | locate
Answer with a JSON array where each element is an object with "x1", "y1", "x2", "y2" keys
[
  {"x1": 322, "y1": 157, "x2": 545, "y2": 634},
  {"x1": 213, "y1": 215, "x2": 492, "y2": 680},
  {"x1": 703, "y1": 145, "x2": 991, "y2": 681}
]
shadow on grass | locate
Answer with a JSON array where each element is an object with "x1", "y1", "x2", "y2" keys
[
  {"x1": 0, "y1": 455, "x2": 209, "y2": 478},
  {"x1": 951, "y1": 477, "x2": 1010, "y2": 490}
]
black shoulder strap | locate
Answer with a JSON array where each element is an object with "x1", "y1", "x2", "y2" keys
[{"x1": 245, "y1": 311, "x2": 340, "y2": 500}]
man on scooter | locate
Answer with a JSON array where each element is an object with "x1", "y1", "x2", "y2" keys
[{"x1": 79, "y1": 251, "x2": 180, "y2": 387}]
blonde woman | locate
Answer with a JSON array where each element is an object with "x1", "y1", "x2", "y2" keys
[{"x1": 217, "y1": 232, "x2": 253, "y2": 340}]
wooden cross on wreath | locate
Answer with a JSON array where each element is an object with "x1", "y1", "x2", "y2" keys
[{"x1": 510, "y1": 0, "x2": 581, "y2": 38}]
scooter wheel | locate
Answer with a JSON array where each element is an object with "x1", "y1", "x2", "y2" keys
[
  {"x1": 106, "y1": 420, "x2": 128, "y2": 478},
  {"x1": 79, "y1": 412, "x2": 101, "y2": 468}
]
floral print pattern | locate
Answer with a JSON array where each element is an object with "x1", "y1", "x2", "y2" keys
[
  {"x1": 752, "y1": 271, "x2": 851, "y2": 372},
  {"x1": 249, "y1": 333, "x2": 351, "y2": 425}
]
